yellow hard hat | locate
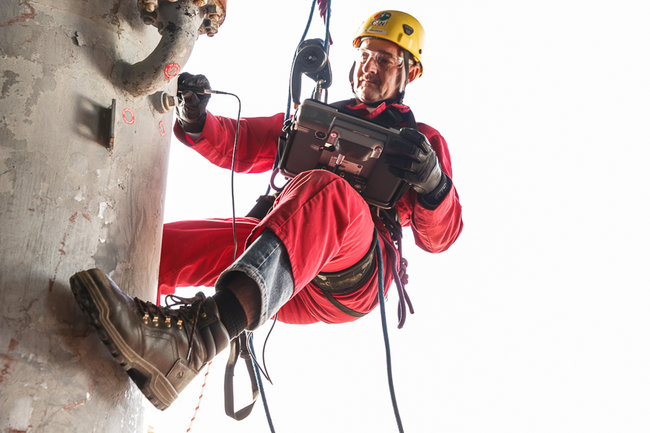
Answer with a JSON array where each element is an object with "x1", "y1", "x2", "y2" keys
[{"x1": 352, "y1": 10, "x2": 425, "y2": 77}]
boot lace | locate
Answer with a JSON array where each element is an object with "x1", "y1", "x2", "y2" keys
[{"x1": 134, "y1": 293, "x2": 208, "y2": 361}]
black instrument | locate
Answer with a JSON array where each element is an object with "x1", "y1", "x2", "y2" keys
[{"x1": 277, "y1": 99, "x2": 410, "y2": 208}]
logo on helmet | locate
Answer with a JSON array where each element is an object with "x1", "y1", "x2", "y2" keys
[{"x1": 370, "y1": 11, "x2": 391, "y2": 26}]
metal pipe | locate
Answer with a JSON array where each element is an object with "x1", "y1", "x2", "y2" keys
[{"x1": 117, "y1": 0, "x2": 226, "y2": 96}]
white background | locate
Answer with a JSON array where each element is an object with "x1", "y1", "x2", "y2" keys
[{"x1": 149, "y1": 1, "x2": 650, "y2": 432}]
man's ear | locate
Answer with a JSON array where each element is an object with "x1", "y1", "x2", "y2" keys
[{"x1": 407, "y1": 63, "x2": 422, "y2": 83}]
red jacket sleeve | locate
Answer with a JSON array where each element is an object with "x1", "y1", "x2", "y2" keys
[
  {"x1": 173, "y1": 108, "x2": 463, "y2": 253},
  {"x1": 394, "y1": 123, "x2": 463, "y2": 253},
  {"x1": 173, "y1": 111, "x2": 285, "y2": 173}
]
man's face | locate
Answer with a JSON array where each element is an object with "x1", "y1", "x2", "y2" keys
[{"x1": 353, "y1": 38, "x2": 406, "y2": 104}]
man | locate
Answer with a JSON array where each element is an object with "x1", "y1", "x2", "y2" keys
[{"x1": 70, "y1": 10, "x2": 463, "y2": 411}]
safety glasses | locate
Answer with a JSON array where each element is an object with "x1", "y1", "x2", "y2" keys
[{"x1": 355, "y1": 47, "x2": 404, "y2": 69}]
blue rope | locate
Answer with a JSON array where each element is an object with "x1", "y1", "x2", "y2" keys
[
  {"x1": 324, "y1": 0, "x2": 331, "y2": 54},
  {"x1": 376, "y1": 234, "x2": 405, "y2": 433},
  {"x1": 247, "y1": 331, "x2": 276, "y2": 433}
]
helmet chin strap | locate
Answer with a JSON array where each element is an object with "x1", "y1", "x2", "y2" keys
[{"x1": 348, "y1": 53, "x2": 409, "y2": 107}]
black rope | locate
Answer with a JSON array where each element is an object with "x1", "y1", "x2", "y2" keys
[
  {"x1": 375, "y1": 234, "x2": 405, "y2": 432},
  {"x1": 284, "y1": 0, "x2": 319, "y2": 121}
]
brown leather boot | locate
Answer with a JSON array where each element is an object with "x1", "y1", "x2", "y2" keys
[{"x1": 69, "y1": 268, "x2": 230, "y2": 410}]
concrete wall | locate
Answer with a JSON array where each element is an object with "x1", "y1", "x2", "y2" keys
[{"x1": 0, "y1": 1, "x2": 193, "y2": 431}]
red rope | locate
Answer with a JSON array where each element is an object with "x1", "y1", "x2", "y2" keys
[{"x1": 186, "y1": 360, "x2": 213, "y2": 432}]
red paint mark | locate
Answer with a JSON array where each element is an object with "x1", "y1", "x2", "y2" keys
[
  {"x1": 158, "y1": 121, "x2": 166, "y2": 136},
  {"x1": 0, "y1": 0, "x2": 35, "y2": 27},
  {"x1": 0, "y1": 354, "x2": 15, "y2": 385},
  {"x1": 62, "y1": 379, "x2": 96, "y2": 411},
  {"x1": 63, "y1": 399, "x2": 85, "y2": 411},
  {"x1": 122, "y1": 108, "x2": 135, "y2": 124},
  {"x1": 6, "y1": 429, "x2": 27, "y2": 433},
  {"x1": 27, "y1": 208, "x2": 35, "y2": 212},
  {"x1": 48, "y1": 222, "x2": 72, "y2": 291},
  {"x1": 8, "y1": 338, "x2": 18, "y2": 352},
  {"x1": 164, "y1": 63, "x2": 181, "y2": 79},
  {"x1": 82, "y1": 213, "x2": 91, "y2": 221},
  {"x1": 58, "y1": 232, "x2": 68, "y2": 255}
]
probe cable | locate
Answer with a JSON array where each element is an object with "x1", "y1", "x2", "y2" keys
[
  {"x1": 181, "y1": 88, "x2": 243, "y2": 432},
  {"x1": 211, "y1": 88, "x2": 278, "y2": 431},
  {"x1": 181, "y1": 86, "x2": 242, "y2": 261}
]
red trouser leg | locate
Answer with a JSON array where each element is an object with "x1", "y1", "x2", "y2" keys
[
  {"x1": 263, "y1": 170, "x2": 386, "y2": 324},
  {"x1": 257, "y1": 169, "x2": 375, "y2": 289},
  {"x1": 158, "y1": 170, "x2": 379, "y2": 323},
  {"x1": 158, "y1": 217, "x2": 259, "y2": 298}
]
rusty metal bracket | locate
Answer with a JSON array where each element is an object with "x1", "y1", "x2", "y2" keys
[{"x1": 100, "y1": 99, "x2": 117, "y2": 150}]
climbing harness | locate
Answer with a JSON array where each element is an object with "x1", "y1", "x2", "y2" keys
[{"x1": 312, "y1": 235, "x2": 379, "y2": 318}]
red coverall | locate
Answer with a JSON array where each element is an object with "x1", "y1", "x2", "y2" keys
[{"x1": 159, "y1": 101, "x2": 463, "y2": 325}]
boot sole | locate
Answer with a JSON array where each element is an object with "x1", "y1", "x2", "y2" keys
[{"x1": 70, "y1": 270, "x2": 177, "y2": 410}]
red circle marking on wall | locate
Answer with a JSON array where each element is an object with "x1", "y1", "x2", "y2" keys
[
  {"x1": 164, "y1": 63, "x2": 181, "y2": 79},
  {"x1": 158, "y1": 121, "x2": 166, "y2": 136},
  {"x1": 122, "y1": 108, "x2": 135, "y2": 124}
]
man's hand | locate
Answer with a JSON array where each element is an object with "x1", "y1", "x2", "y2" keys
[
  {"x1": 176, "y1": 72, "x2": 211, "y2": 133},
  {"x1": 386, "y1": 128, "x2": 443, "y2": 195}
]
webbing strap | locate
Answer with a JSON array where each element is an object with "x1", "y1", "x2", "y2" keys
[
  {"x1": 313, "y1": 233, "x2": 378, "y2": 317},
  {"x1": 312, "y1": 235, "x2": 377, "y2": 293},
  {"x1": 224, "y1": 334, "x2": 259, "y2": 420},
  {"x1": 319, "y1": 290, "x2": 368, "y2": 318}
]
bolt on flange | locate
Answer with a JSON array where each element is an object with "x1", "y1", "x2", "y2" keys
[{"x1": 137, "y1": 0, "x2": 226, "y2": 38}]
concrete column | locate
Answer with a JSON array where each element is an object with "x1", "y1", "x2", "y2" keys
[{"x1": 0, "y1": 0, "x2": 224, "y2": 431}]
